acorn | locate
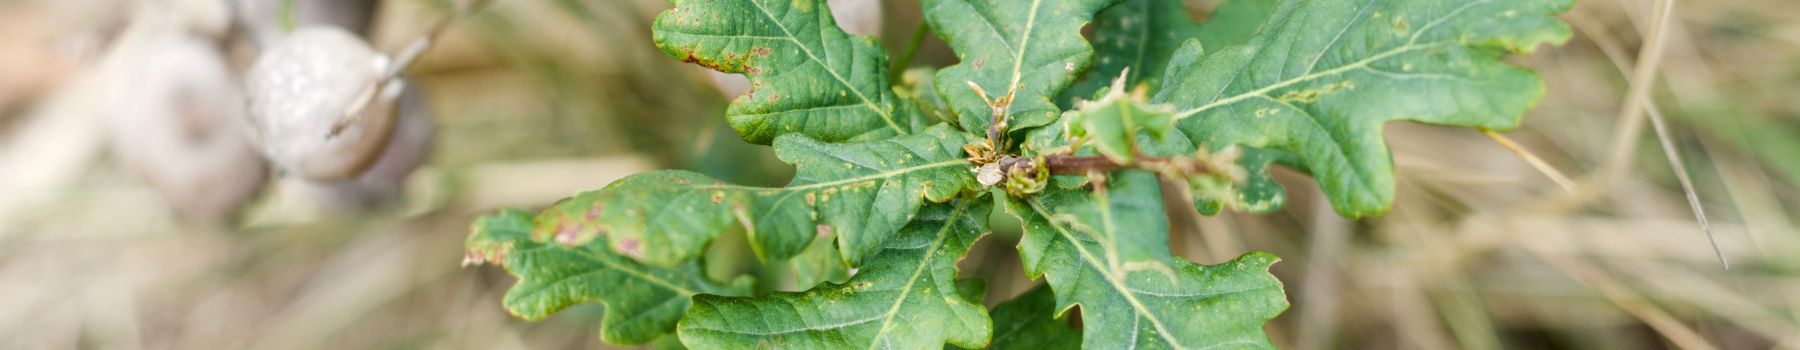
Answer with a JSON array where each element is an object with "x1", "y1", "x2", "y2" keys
[
  {"x1": 245, "y1": 26, "x2": 432, "y2": 208},
  {"x1": 103, "y1": 35, "x2": 268, "y2": 222}
]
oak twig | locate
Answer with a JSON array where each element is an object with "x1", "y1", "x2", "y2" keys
[{"x1": 1044, "y1": 155, "x2": 1234, "y2": 179}]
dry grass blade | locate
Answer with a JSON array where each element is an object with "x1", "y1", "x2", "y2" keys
[
  {"x1": 1481, "y1": 130, "x2": 1577, "y2": 192},
  {"x1": 1645, "y1": 106, "x2": 1729, "y2": 269},
  {"x1": 1600, "y1": 0, "x2": 1675, "y2": 181},
  {"x1": 1591, "y1": 0, "x2": 1729, "y2": 269}
]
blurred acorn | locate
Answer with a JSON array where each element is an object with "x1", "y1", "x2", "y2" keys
[
  {"x1": 245, "y1": 25, "x2": 432, "y2": 209},
  {"x1": 103, "y1": 35, "x2": 268, "y2": 223}
]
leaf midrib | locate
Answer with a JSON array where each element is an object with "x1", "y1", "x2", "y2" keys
[
  {"x1": 1025, "y1": 198, "x2": 1186, "y2": 349},
  {"x1": 746, "y1": 0, "x2": 906, "y2": 135},
  {"x1": 865, "y1": 201, "x2": 971, "y2": 349}
]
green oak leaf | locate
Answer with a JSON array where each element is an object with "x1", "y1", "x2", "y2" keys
[
  {"x1": 679, "y1": 201, "x2": 994, "y2": 349},
  {"x1": 654, "y1": 0, "x2": 915, "y2": 144},
  {"x1": 1007, "y1": 171, "x2": 1288, "y2": 349},
  {"x1": 463, "y1": 210, "x2": 752, "y2": 345},
  {"x1": 987, "y1": 285, "x2": 1082, "y2": 350},
  {"x1": 924, "y1": 0, "x2": 1121, "y2": 132},
  {"x1": 1060, "y1": 0, "x2": 1201, "y2": 105},
  {"x1": 1154, "y1": 0, "x2": 1573, "y2": 217},
  {"x1": 534, "y1": 125, "x2": 978, "y2": 267}
]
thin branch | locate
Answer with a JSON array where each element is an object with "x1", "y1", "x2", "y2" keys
[{"x1": 1043, "y1": 155, "x2": 1232, "y2": 178}]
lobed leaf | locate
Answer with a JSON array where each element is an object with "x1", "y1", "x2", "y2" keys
[
  {"x1": 1154, "y1": 0, "x2": 1573, "y2": 217},
  {"x1": 924, "y1": 0, "x2": 1121, "y2": 132},
  {"x1": 464, "y1": 210, "x2": 752, "y2": 344},
  {"x1": 1006, "y1": 171, "x2": 1288, "y2": 349},
  {"x1": 534, "y1": 125, "x2": 978, "y2": 267},
  {"x1": 654, "y1": 0, "x2": 918, "y2": 144},
  {"x1": 679, "y1": 201, "x2": 994, "y2": 349}
]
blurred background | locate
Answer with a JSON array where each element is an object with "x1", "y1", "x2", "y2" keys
[{"x1": 0, "y1": 0, "x2": 1796, "y2": 349}]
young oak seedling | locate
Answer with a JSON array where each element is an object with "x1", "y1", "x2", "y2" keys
[{"x1": 465, "y1": 0, "x2": 1572, "y2": 348}]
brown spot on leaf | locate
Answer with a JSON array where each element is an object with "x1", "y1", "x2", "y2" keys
[
  {"x1": 679, "y1": 50, "x2": 732, "y2": 72},
  {"x1": 616, "y1": 238, "x2": 642, "y2": 258},
  {"x1": 816, "y1": 224, "x2": 833, "y2": 238},
  {"x1": 554, "y1": 224, "x2": 581, "y2": 245}
]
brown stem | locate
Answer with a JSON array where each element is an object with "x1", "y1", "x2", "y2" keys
[
  {"x1": 1044, "y1": 155, "x2": 1231, "y2": 178},
  {"x1": 1044, "y1": 155, "x2": 1127, "y2": 174}
]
